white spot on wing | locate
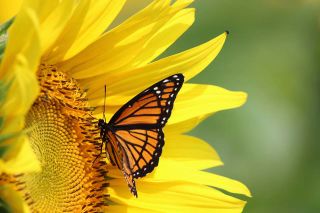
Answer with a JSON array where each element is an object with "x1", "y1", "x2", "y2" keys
[
  {"x1": 153, "y1": 87, "x2": 158, "y2": 90},
  {"x1": 163, "y1": 79, "x2": 169, "y2": 83}
]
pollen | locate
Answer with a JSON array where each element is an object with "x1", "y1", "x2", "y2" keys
[{"x1": 7, "y1": 64, "x2": 109, "y2": 212}]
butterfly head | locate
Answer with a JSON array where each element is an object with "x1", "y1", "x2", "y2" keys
[{"x1": 98, "y1": 119, "x2": 106, "y2": 130}]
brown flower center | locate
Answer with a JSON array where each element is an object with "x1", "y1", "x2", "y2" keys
[{"x1": 13, "y1": 64, "x2": 109, "y2": 212}]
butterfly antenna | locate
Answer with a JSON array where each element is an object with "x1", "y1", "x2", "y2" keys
[
  {"x1": 103, "y1": 85, "x2": 106, "y2": 122},
  {"x1": 87, "y1": 113, "x2": 96, "y2": 121}
]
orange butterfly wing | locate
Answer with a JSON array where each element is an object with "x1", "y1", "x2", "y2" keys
[
  {"x1": 109, "y1": 74, "x2": 184, "y2": 128},
  {"x1": 105, "y1": 74, "x2": 184, "y2": 197},
  {"x1": 114, "y1": 128, "x2": 164, "y2": 178},
  {"x1": 105, "y1": 130, "x2": 138, "y2": 196}
]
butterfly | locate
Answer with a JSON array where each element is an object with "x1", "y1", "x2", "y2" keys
[{"x1": 97, "y1": 74, "x2": 184, "y2": 197}]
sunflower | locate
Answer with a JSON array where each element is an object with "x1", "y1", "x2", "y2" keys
[{"x1": 0, "y1": 0, "x2": 251, "y2": 212}]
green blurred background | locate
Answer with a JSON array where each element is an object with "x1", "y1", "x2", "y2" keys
[
  {"x1": 1, "y1": 0, "x2": 319, "y2": 212},
  {"x1": 121, "y1": 0, "x2": 320, "y2": 212}
]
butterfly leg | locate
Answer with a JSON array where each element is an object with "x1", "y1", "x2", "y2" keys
[{"x1": 93, "y1": 141, "x2": 104, "y2": 164}]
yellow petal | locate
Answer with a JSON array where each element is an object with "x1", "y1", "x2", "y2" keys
[
  {"x1": 107, "y1": 205, "x2": 162, "y2": 213},
  {"x1": 150, "y1": 160, "x2": 251, "y2": 197},
  {"x1": 77, "y1": 32, "x2": 227, "y2": 99},
  {"x1": 25, "y1": 0, "x2": 59, "y2": 22},
  {"x1": 0, "y1": 186, "x2": 31, "y2": 213},
  {"x1": 109, "y1": 179, "x2": 246, "y2": 212},
  {"x1": 46, "y1": 0, "x2": 126, "y2": 63},
  {"x1": 0, "y1": 0, "x2": 22, "y2": 24},
  {"x1": 21, "y1": 0, "x2": 76, "y2": 57},
  {"x1": 126, "y1": 8, "x2": 195, "y2": 70},
  {"x1": 162, "y1": 134, "x2": 222, "y2": 170},
  {"x1": 108, "y1": 160, "x2": 251, "y2": 197},
  {"x1": 60, "y1": 0, "x2": 195, "y2": 79},
  {"x1": 110, "y1": 203, "x2": 245, "y2": 213},
  {"x1": 0, "y1": 135, "x2": 40, "y2": 174},
  {"x1": 1, "y1": 58, "x2": 40, "y2": 134},
  {"x1": 165, "y1": 115, "x2": 207, "y2": 134},
  {"x1": 0, "y1": 7, "x2": 40, "y2": 77},
  {"x1": 169, "y1": 84, "x2": 247, "y2": 125},
  {"x1": 0, "y1": 7, "x2": 41, "y2": 135},
  {"x1": 42, "y1": 0, "x2": 91, "y2": 63}
]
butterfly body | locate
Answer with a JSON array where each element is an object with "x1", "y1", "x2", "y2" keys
[{"x1": 98, "y1": 74, "x2": 184, "y2": 197}]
